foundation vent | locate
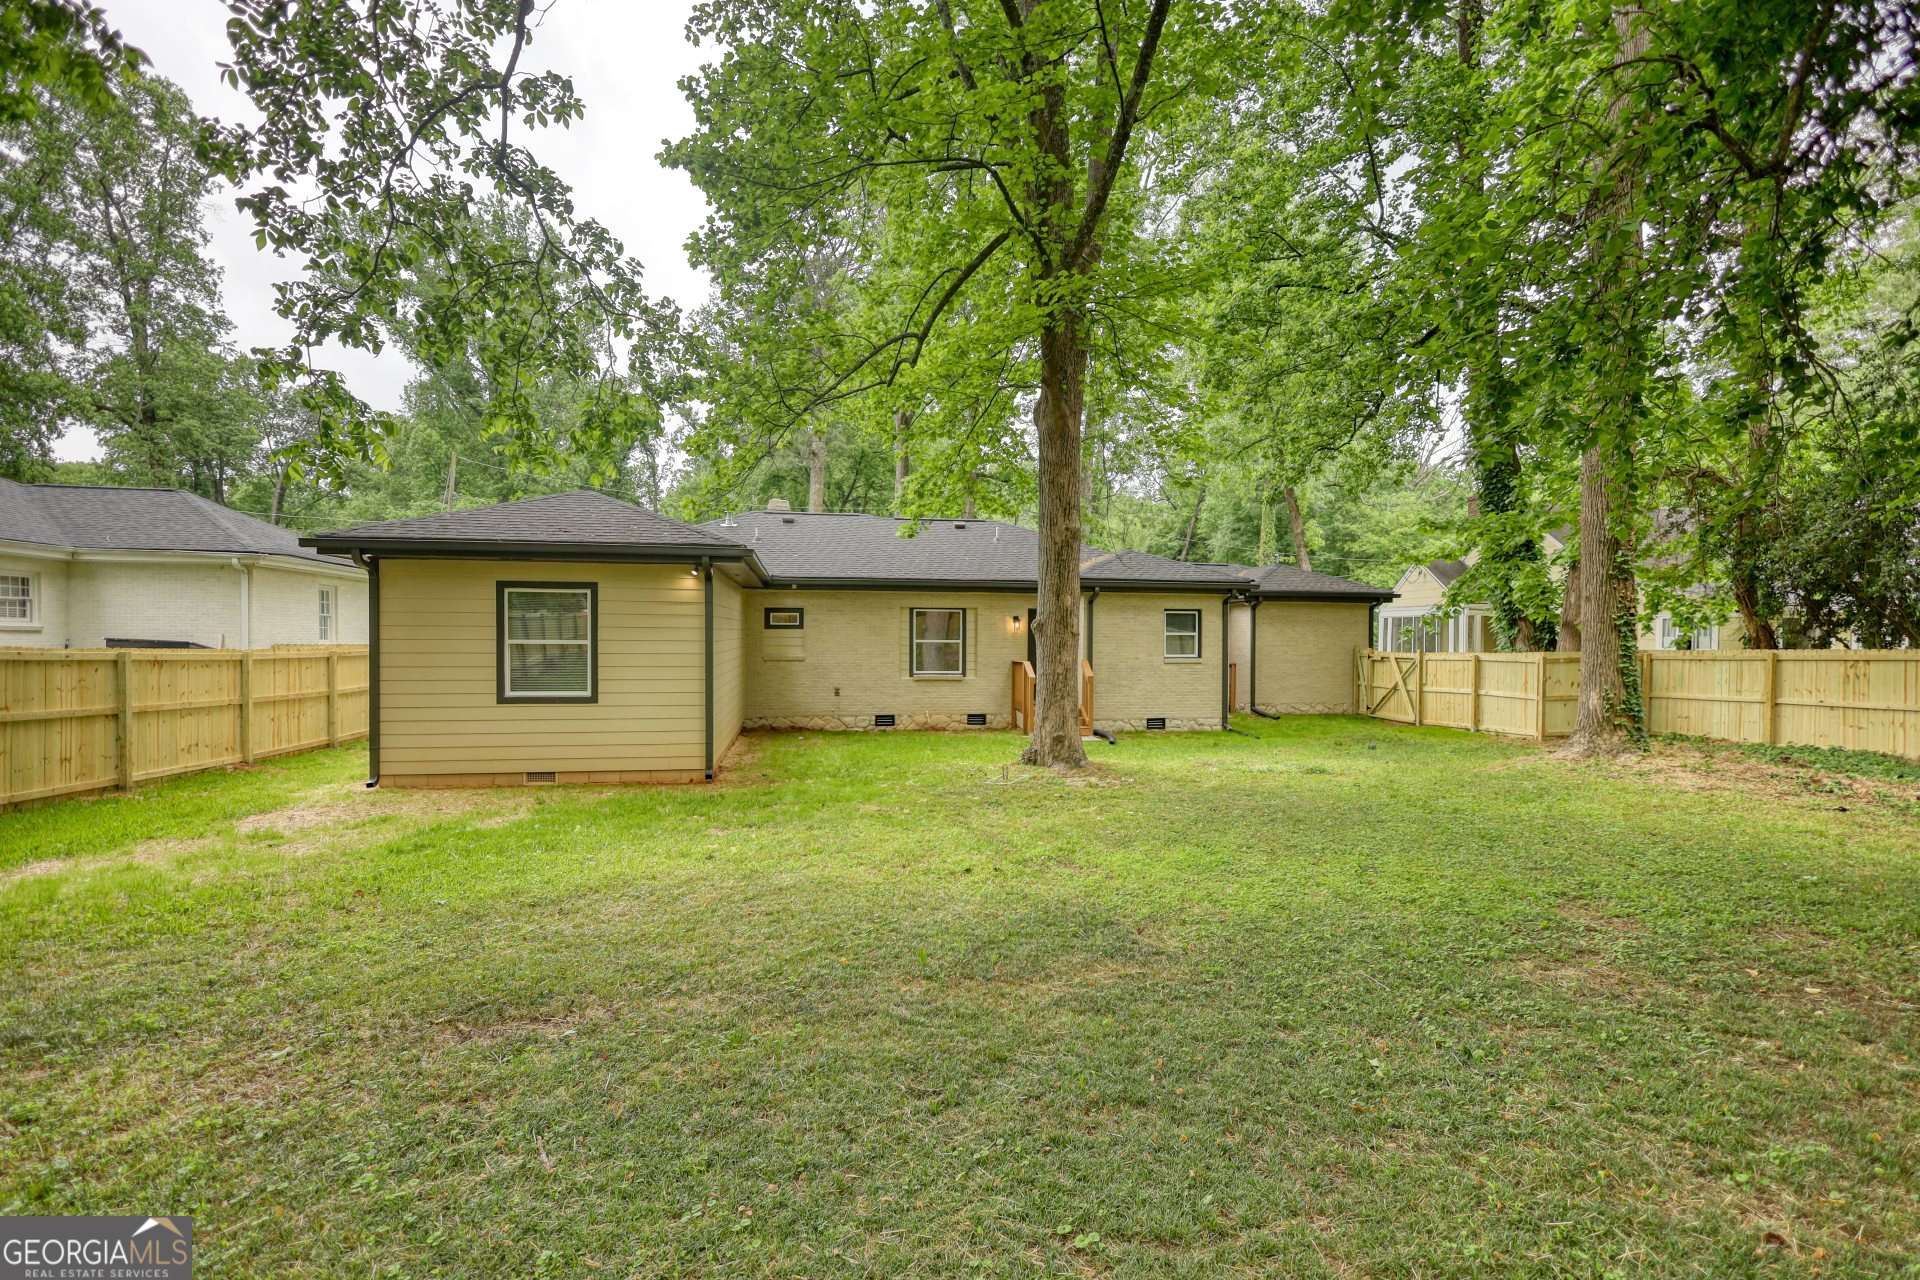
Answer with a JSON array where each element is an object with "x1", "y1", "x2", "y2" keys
[
  {"x1": 1144, "y1": 717, "x2": 1167, "y2": 731},
  {"x1": 966, "y1": 712, "x2": 987, "y2": 726},
  {"x1": 525, "y1": 770, "x2": 557, "y2": 784},
  {"x1": 872, "y1": 714, "x2": 897, "y2": 728}
]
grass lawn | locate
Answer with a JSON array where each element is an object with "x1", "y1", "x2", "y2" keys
[{"x1": 2, "y1": 718, "x2": 1916, "y2": 1278}]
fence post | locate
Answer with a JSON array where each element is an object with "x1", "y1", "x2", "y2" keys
[
  {"x1": 1637, "y1": 652, "x2": 1652, "y2": 733},
  {"x1": 1413, "y1": 651, "x2": 1424, "y2": 726},
  {"x1": 115, "y1": 650, "x2": 135, "y2": 789},
  {"x1": 1762, "y1": 649, "x2": 1779, "y2": 746},
  {"x1": 1469, "y1": 653, "x2": 1481, "y2": 732},
  {"x1": 327, "y1": 650, "x2": 341, "y2": 747},
  {"x1": 1535, "y1": 653, "x2": 1548, "y2": 742},
  {"x1": 239, "y1": 652, "x2": 254, "y2": 764}
]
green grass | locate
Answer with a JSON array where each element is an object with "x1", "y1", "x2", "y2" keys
[{"x1": 2, "y1": 719, "x2": 1915, "y2": 1278}]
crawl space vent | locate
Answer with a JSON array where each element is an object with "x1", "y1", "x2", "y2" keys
[
  {"x1": 524, "y1": 770, "x2": 557, "y2": 784},
  {"x1": 966, "y1": 712, "x2": 987, "y2": 726},
  {"x1": 872, "y1": 714, "x2": 897, "y2": 728},
  {"x1": 1144, "y1": 717, "x2": 1168, "y2": 731}
]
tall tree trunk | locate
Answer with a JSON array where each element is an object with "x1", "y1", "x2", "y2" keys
[
  {"x1": 268, "y1": 464, "x2": 288, "y2": 525},
  {"x1": 1457, "y1": 0, "x2": 1549, "y2": 653},
  {"x1": 1563, "y1": 5, "x2": 1650, "y2": 756},
  {"x1": 1020, "y1": 316, "x2": 1089, "y2": 769},
  {"x1": 1178, "y1": 481, "x2": 1205, "y2": 561},
  {"x1": 806, "y1": 431, "x2": 828, "y2": 512},
  {"x1": 1256, "y1": 489, "x2": 1276, "y2": 566},
  {"x1": 892, "y1": 409, "x2": 911, "y2": 509},
  {"x1": 1557, "y1": 556, "x2": 1583, "y2": 652},
  {"x1": 1282, "y1": 486, "x2": 1311, "y2": 571}
]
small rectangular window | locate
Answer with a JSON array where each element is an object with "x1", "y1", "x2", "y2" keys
[
  {"x1": 911, "y1": 608, "x2": 965, "y2": 676},
  {"x1": 1164, "y1": 609, "x2": 1201, "y2": 659},
  {"x1": 499, "y1": 583, "x2": 597, "y2": 701},
  {"x1": 318, "y1": 586, "x2": 334, "y2": 641},
  {"x1": 764, "y1": 607, "x2": 804, "y2": 629},
  {"x1": 0, "y1": 574, "x2": 33, "y2": 622}
]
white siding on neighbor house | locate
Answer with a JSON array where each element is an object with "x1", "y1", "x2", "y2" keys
[
  {"x1": 0, "y1": 553, "x2": 70, "y2": 648},
  {"x1": 249, "y1": 564, "x2": 368, "y2": 646},
  {"x1": 0, "y1": 554, "x2": 366, "y2": 649},
  {"x1": 67, "y1": 559, "x2": 246, "y2": 648}
]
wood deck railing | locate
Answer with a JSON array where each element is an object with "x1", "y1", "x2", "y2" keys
[{"x1": 1010, "y1": 658, "x2": 1097, "y2": 736}]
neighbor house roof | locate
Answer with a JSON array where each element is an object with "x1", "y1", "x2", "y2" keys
[
  {"x1": 305, "y1": 491, "x2": 762, "y2": 565},
  {"x1": 1425, "y1": 558, "x2": 1470, "y2": 587},
  {"x1": 0, "y1": 478, "x2": 351, "y2": 568}
]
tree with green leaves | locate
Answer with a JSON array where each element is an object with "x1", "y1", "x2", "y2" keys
[
  {"x1": 668, "y1": 0, "x2": 1239, "y2": 768},
  {"x1": 202, "y1": 0, "x2": 676, "y2": 484}
]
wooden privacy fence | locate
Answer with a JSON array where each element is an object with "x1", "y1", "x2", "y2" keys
[
  {"x1": 1, "y1": 645, "x2": 369, "y2": 806},
  {"x1": 1357, "y1": 648, "x2": 1920, "y2": 760}
]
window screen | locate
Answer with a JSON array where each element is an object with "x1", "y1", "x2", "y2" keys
[
  {"x1": 1164, "y1": 609, "x2": 1200, "y2": 658},
  {"x1": 911, "y1": 608, "x2": 965, "y2": 676},
  {"x1": 502, "y1": 585, "x2": 595, "y2": 698},
  {"x1": 0, "y1": 574, "x2": 30, "y2": 622}
]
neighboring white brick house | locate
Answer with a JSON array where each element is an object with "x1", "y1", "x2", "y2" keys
[{"x1": 0, "y1": 480, "x2": 366, "y2": 649}]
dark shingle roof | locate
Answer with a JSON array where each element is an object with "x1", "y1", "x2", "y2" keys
[
  {"x1": 0, "y1": 478, "x2": 349, "y2": 566},
  {"x1": 703, "y1": 510, "x2": 1247, "y2": 588},
  {"x1": 1236, "y1": 562, "x2": 1397, "y2": 600},
  {"x1": 1424, "y1": 558, "x2": 1470, "y2": 587},
  {"x1": 702, "y1": 509, "x2": 1389, "y2": 596},
  {"x1": 307, "y1": 491, "x2": 751, "y2": 555}
]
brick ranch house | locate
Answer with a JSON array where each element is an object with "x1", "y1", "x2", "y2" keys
[
  {"x1": 304, "y1": 491, "x2": 1394, "y2": 788},
  {"x1": 0, "y1": 479, "x2": 368, "y2": 649}
]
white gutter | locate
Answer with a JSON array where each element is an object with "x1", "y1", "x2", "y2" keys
[{"x1": 0, "y1": 540, "x2": 367, "y2": 581}]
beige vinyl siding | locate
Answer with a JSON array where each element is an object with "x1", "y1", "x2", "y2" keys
[
  {"x1": 1088, "y1": 592, "x2": 1224, "y2": 729},
  {"x1": 712, "y1": 571, "x2": 744, "y2": 760},
  {"x1": 1389, "y1": 565, "x2": 1448, "y2": 612},
  {"x1": 743, "y1": 589, "x2": 1032, "y2": 728},
  {"x1": 378, "y1": 558, "x2": 706, "y2": 779},
  {"x1": 1252, "y1": 601, "x2": 1371, "y2": 713}
]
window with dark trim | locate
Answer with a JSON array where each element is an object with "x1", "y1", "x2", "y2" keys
[
  {"x1": 1164, "y1": 609, "x2": 1201, "y2": 659},
  {"x1": 498, "y1": 582, "x2": 598, "y2": 702},
  {"x1": 764, "y1": 607, "x2": 804, "y2": 629},
  {"x1": 910, "y1": 607, "x2": 965, "y2": 676}
]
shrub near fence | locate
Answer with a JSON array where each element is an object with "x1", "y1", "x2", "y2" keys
[
  {"x1": 1357, "y1": 648, "x2": 1920, "y2": 761},
  {"x1": 0, "y1": 645, "x2": 369, "y2": 806}
]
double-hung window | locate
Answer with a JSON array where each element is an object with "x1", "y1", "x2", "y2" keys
[
  {"x1": 499, "y1": 583, "x2": 597, "y2": 701},
  {"x1": 1164, "y1": 609, "x2": 1201, "y2": 659},
  {"x1": 911, "y1": 608, "x2": 965, "y2": 676},
  {"x1": 0, "y1": 574, "x2": 33, "y2": 624},
  {"x1": 318, "y1": 586, "x2": 334, "y2": 641}
]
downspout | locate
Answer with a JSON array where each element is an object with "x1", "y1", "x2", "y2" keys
[
  {"x1": 703, "y1": 557, "x2": 714, "y2": 780},
  {"x1": 1249, "y1": 596, "x2": 1281, "y2": 719},
  {"x1": 229, "y1": 557, "x2": 251, "y2": 650},
  {"x1": 1085, "y1": 586, "x2": 1098, "y2": 663},
  {"x1": 351, "y1": 552, "x2": 379, "y2": 788}
]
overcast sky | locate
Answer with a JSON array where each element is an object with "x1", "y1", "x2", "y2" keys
[{"x1": 56, "y1": 0, "x2": 714, "y2": 461}]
